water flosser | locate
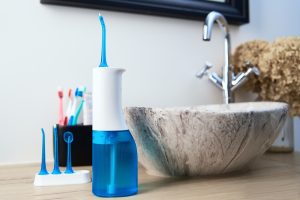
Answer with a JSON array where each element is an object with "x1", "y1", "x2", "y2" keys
[{"x1": 92, "y1": 13, "x2": 138, "y2": 197}]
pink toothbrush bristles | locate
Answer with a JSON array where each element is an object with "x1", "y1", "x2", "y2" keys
[{"x1": 68, "y1": 89, "x2": 73, "y2": 98}]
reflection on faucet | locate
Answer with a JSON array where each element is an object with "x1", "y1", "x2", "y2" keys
[{"x1": 196, "y1": 11, "x2": 260, "y2": 104}]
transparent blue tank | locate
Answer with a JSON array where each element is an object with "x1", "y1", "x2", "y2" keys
[{"x1": 92, "y1": 130, "x2": 138, "y2": 197}]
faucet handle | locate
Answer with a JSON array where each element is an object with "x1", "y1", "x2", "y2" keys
[
  {"x1": 196, "y1": 61, "x2": 213, "y2": 78},
  {"x1": 243, "y1": 61, "x2": 260, "y2": 76},
  {"x1": 251, "y1": 66, "x2": 260, "y2": 76}
]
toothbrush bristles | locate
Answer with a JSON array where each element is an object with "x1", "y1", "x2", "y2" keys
[
  {"x1": 58, "y1": 87, "x2": 63, "y2": 98},
  {"x1": 75, "y1": 88, "x2": 79, "y2": 97},
  {"x1": 68, "y1": 89, "x2": 72, "y2": 98}
]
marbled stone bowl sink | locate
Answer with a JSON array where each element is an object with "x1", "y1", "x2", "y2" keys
[{"x1": 124, "y1": 102, "x2": 288, "y2": 177}]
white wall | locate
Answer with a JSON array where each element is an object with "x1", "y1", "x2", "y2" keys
[{"x1": 0, "y1": 0, "x2": 299, "y2": 164}]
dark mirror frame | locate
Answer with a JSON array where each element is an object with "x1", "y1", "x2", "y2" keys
[{"x1": 41, "y1": 0, "x2": 249, "y2": 25}]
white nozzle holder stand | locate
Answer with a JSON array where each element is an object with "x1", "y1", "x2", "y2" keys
[
  {"x1": 93, "y1": 67, "x2": 128, "y2": 131},
  {"x1": 34, "y1": 170, "x2": 91, "y2": 186}
]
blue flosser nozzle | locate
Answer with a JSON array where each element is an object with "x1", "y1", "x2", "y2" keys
[
  {"x1": 99, "y1": 13, "x2": 108, "y2": 67},
  {"x1": 39, "y1": 128, "x2": 49, "y2": 175},
  {"x1": 64, "y1": 131, "x2": 74, "y2": 174},
  {"x1": 52, "y1": 125, "x2": 61, "y2": 174}
]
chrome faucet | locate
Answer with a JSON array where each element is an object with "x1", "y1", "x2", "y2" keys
[{"x1": 196, "y1": 11, "x2": 259, "y2": 104}]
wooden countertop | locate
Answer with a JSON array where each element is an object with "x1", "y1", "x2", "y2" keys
[{"x1": 1, "y1": 153, "x2": 299, "y2": 200}]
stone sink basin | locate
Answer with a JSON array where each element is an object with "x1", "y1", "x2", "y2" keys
[{"x1": 124, "y1": 102, "x2": 288, "y2": 177}]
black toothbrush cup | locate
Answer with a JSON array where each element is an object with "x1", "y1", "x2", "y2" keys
[{"x1": 53, "y1": 124, "x2": 92, "y2": 166}]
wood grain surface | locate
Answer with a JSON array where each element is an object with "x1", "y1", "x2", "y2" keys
[{"x1": 0, "y1": 153, "x2": 299, "y2": 200}]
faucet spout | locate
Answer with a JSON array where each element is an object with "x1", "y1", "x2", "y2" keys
[
  {"x1": 197, "y1": 12, "x2": 260, "y2": 104},
  {"x1": 203, "y1": 11, "x2": 232, "y2": 104},
  {"x1": 203, "y1": 11, "x2": 230, "y2": 41}
]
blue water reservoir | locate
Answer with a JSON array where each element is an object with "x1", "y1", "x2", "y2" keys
[{"x1": 92, "y1": 130, "x2": 138, "y2": 197}]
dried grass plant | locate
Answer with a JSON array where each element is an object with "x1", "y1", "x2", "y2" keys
[{"x1": 233, "y1": 37, "x2": 300, "y2": 116}]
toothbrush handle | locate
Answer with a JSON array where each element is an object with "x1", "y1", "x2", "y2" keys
[
  {"x1": 72, "y1": 100, "x2": 84, "y2": 125},
  {"x1": 58, "y1": 99, "x2": 64, "y2": 125},
  {"x1": 65, "y1": 99, "x2": 73, "y2": 124},
  {"x1": 68, "y1": 116, "x2": 74, "y2": 126},
  {"x1": 68, "y1": 99, "x2": 77, "y2": 125},
  {"x1": 63, "y1": 117, "x2": 68, "y2": 126}
]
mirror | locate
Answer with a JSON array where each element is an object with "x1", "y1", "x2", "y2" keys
[{"x1": 41, "y1": 0, "x2": 249, "y2": 25}]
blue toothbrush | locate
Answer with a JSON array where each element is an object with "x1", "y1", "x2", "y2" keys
[
  {"x1": 72, "y1": 86, "x2": 86, "y2": 125},
  {"x1": 39, "y1": 128, "x2": 49, "y2": 175},
  {"x1": 99, "y1": 13, "x2": 108, "y2": 67},
  {"x1": 52, "y1": 125, "x2": 61, "y2": 174},
  {"x1": 68, "y1": 87, "x2": 86, "y2": 125},
  {"x1": 64, "y1": 132, "x2": 74, "y2": 174}
]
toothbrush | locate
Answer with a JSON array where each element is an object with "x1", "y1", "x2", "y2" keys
[
  {"x1": 98, "y1": 13, "x2": 117, "y2": 193},
  {"x1": 58, "y1": 87, "x2": 64, "y2": 126},
  {"x1": 52, "y1": 125, "x2": 61, "y2": 174},
  {"x1": 99, "y1": 13, "x2": 108, "y2": 67},
  {"x1": 64, "y1": 132, "x2": 74, "y2": 174},
  {"x1": 38, "y1": 128, "x2": 48, "y2": 175},
  {"x1": 64, "y1": 89, "x2": 73, "y2": 125},
  {"x1": 72, "y1": 99, "x2": 84, "y2": 125},
  {"x1": 72, "y1": 87, "x2": 86, "y2": 125},
  {"x1": 68, "y1": 88, "x2": 79, "y2": 125}
]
